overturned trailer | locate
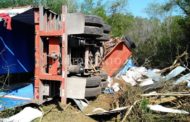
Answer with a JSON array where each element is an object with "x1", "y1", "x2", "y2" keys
[
  {"x1": 0, "y1": 5, "x2": 112, "y2": 110},
  {"x1": 0, "y1": 6, "x2": 68, "y2": 108}
]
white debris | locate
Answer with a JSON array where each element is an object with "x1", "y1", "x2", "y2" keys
[
  {"x1": 121, "y1": 75, "x2": 137, "y2": 86},
  {"x1": 128, "y1": 67, "x2": 144, "y2": 81},
  {"x1": 146, "y1": 69, "x2": 162, "y2": 82},
  {"x1": 147, "y1": 104, "x2": 189, "y2": 114},
  {"x1": 131, "y1": 67, "x2": 148, "y2": 76},
  {"x1": 86, "y1": 107, "x2": 128, "y2": 116},
  {"x1": 165, "y1": 66, "x2": 186, "y2": 81},
  {"x1": 112, "y1": 83, "x2": 120, "y2": 92},
  {"x1": 139, "y1": 78, "x2": 154, "y2": 86},
  {"x1": 0, "y1": 107, "x2": 42, "y2": 122},
  {"x1": 107, "y1": 76, "x2": 113, "y2": 87},
  {"x1": 121, "y1": 67, "x2": 153, "y2": 87},
  {"x1": 175, "y1": 73, "x2": 190, "y2": 87},
  {"x1": 93, "y1": 108, "x2": 108, "y2": 113},
  {"x1": 120, "y1": 65, "x2": 187, "y2": 88}
]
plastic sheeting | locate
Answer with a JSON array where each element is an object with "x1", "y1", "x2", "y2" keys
[
  {"x1": 117, "y1": 58, "x2": 134, "y2": 76},
  {"x1": 0, "y1": 107, "x2": 42, "y2": 122},
  {"x1": 0, "y1": 83, "x2": 33, "y2": 111},
  {"x1": 0, "y1": 20, "x2": 34, "y2": 74}
]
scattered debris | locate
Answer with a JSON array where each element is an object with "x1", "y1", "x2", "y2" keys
[
  {"x1": 120, "y1": 66, "x2": 155, "y2": 86},
  {"x1": 111, "y1": 83, "x2": 120, "y2": 92},
  {"x1": 72, "y1": 99, "x2": 88, "y2": 111},
  {"x1": 117, "y1": 58, "x2": 134, "y2": 76},
  {"x1": 86, "y1": 106, "x2": 128, "y2": 116},
  {"x1": 0, "y1": 83, "x2": 33, "y2": 111},
  {"x1": 121, "y1": 100, "x2": 139, "y2": 122},
  {"x1": 147, "y1": 104, "x2": 189, "y2": 114},
  {"x1": 0, "y1": 107, "x2": 42, "y2": 122},
  {"x1": 164, "y1": 66, "x2": 186, "y2": 81},
  {"x1": 175, "y1": 73, "x2": 190, "y2": 87}
]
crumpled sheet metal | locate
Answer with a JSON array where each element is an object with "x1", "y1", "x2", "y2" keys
[
  {"x1": 165, "y1": 66, "x2": 186, "y2": 81},
  {"x1": 175, "y1": 73, "x2": 190, "y2": 87},
  {"x1": 147, "y1": 104, "x2": 189, "y2": 114},
  {"x1": 121, "y1": 66, "x2": 187, "y2": 87},
  {"x1": 86, "y1": 107, "x2": 128, "y2": 116}
]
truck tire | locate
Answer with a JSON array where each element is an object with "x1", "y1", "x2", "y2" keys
[
  {"x1": 85, "y1": 15, "x2": 104, "y2": 27},
  {"x1": 96, "y1": 33, "x2": 110, "y2": 41},
  {"x1": 86, "y1": 76, "x2": 101, "y2": 88},
  {"x1": 85, "y1": 86, "x2": 101, "y2": 97},
  {"x1": 77, "y1": 26, "x2": 103, "y2": 37},
  {"x1": 123, "y1": 36, "x2": 136, "y2": 50},
  {"x1": 103, "y1": 24, "x2": 111, "y2": 33},
  {"x1": 84, "y1": 26, "x2": 103, "y2": 36}
]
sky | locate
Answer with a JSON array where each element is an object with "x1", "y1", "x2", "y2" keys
[
  {"x1": 128, "y1": 0, "x2": 167, "y2": 18},
  {"x1": 128, "y1": 0, "x2": 182, "y2": 18}
]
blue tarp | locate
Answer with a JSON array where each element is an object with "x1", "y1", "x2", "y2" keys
[
  {"x1": 118, "y1": 58, "x2": 134, "y2": 75},
  {"x1": 0, "y1": 21, "x2": 34, "y2": 74},
  {"x1": 0, "y1": 83, "x2": 34, "y2": 111}
]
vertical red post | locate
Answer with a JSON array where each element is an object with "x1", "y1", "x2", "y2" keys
[
  {"x1": 61, "y1": 6, "x2": 68, "y2": 104},
  {"x1": 34, "y1": 9, "x2": 40, "y2": 100}
]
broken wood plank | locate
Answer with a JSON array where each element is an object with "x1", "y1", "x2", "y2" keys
[
  {"x1": 121, "y1": 100, "x2": 139, "y2": 122},
  {"x1": 149, "y1": 96, "x2": 177, "y2": 104}
]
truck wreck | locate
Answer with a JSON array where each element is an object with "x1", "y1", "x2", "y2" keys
[{"x1": 0, "y1": 5, "x2": 117, "y2": 109}]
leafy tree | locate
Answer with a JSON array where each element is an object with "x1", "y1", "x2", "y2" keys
[
  {"x1": 0, "y1": 0, "x2": 33, "y2": 8},
  {"x1": 108, "y1": 13, "x2": 134, "y2": 37},
  {"x1": 80, "y1": 0, "x2": 94, "y2": 14},
  {"x1": 45, "y1": 0, "x2": 78, "y2": 13},
  {"x1": 132, "y1": 1, "x2": 189, "y2": 68},
  {"x1": 0, "y1": 0, "x2": 78, "y2": 13},
  {"x1": 80, "y1": 0, "x2": 130, "y2": 37},
  {"x1": 174, "y1": 0, "x2": 190, "y2": 15}
]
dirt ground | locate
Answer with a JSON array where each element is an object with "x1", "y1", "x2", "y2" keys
[{"x1": 34, "y1": 103, "x2": 96, "y2": 122}]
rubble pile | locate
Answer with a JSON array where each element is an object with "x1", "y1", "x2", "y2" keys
[{"x1": 111, "y1": 58, "x2": 190, "y2": 121}]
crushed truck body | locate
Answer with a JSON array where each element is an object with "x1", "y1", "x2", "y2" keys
[{"x1": 0, "y1": 5, "x2": 114, "y2": 110}]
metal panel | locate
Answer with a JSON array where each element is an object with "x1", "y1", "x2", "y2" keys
[
  {"x1": 101, "y1": 41, "x2": 132, "y2": 76},
  {"x1": 66, "y1": 13, "x2": 85, "y2": 34},
  {"x1": 66, "y1": 77, "x2": 86, "y2": 99}
]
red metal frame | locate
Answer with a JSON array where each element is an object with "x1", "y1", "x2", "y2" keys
[
  {"x1": 101, "y1": 41, "x2": 132, "y2": 77},
  {"x1": 34, "y1": 6, "x2": 67, "y2": 103}
]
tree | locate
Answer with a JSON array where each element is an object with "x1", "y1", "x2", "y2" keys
[
  {"x1": 0, "y1": 0, "x2": 78, "y2": 13},
  {"x1": 107, "y1": 13, "x2": 134, "y2": 37},
  {"x1": 131, "y1": 1, "x2": 189, "y2": 68},
  {"x1": 45, "y1": 0, "x2": 78, "y2": 13},
  {"x1": 0, "y1": 0, "x2": 33, "y2": 8},
  {"x1": 174, "y1": 0, "x2": 190, "y2": 16}
]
